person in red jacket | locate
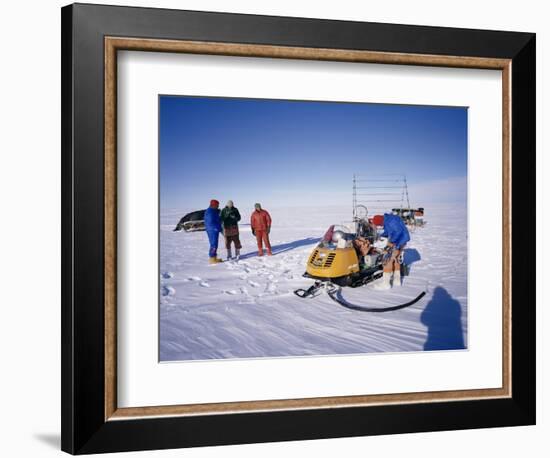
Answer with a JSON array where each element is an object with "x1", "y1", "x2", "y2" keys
[{"x1": 250, "y1": 203, "x2": 272, "y2": 256}]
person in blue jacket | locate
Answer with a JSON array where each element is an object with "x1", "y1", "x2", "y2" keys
[
  {"x1": 204, "y1": 199, "x2": 223, "y2": 264},
  {"x1": 373, "y1": 213, "x2": 411, "y2": 290}
]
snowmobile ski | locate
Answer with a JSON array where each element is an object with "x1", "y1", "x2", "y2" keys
[{"x1": 294, "y1": 281, "x2": 328, "y2": 298}]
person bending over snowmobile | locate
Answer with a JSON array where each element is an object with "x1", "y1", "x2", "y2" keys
[
  {"x1": 373, "y1": 213, "x2": 410, "y2": 290},
  {"x1": 204, "y1": 199, "x2": 223, "y2": 264},
  {"x1": 220, "y1": 200, "x2": 242, "y2": 260},
  {"x1": 250, "y1": 203, "x2": 272, "y2": 256}
]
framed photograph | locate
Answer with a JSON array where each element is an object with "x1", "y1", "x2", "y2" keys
[{"x1": 61, "y1": 3, "x2": 536, "y2": 454}]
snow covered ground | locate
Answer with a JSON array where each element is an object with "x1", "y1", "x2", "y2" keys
[{"x1": 159, "y1": 205, "x2": 467, "y2": 361}]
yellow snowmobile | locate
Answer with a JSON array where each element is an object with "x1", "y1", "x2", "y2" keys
[
  {"x1": 302, "y1": 224, "x2": 383, "y2": 288},
  {"x1": 294, "y1": 222, "x2": 426, "y2": 312},
  {"x1": 304, "y1": 226, "x2": 383, "y2": 287}
]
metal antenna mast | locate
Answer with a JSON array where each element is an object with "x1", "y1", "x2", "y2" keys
[
  {"x1": 403, "y1": 175, "x2": 411, "y2": 210},
  {"x1": 352, "y1": 174, "x2": 357, "y2": 220},
  {"x1": 352, "y1": 173, "x2": 410, "y2": 217}
]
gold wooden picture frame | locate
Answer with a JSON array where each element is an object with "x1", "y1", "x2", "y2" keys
[{"x1": 104, "y1": 37, "x2": 512, "y2": 421}]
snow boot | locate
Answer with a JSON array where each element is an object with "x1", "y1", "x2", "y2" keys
[
  {"x1": 209, "y1": 257, "x2": 223, "y2": 265},
  {"x1": 372, "y1": 272, "x2": 392, "y2": 290},
  {"x1": 235, "y1": 249, "x2": 240, "y2": 261},
  {"x1": 227, "y1": 249, "x2": 232, "y2": 261}
]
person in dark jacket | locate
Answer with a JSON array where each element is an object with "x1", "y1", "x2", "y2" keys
[
  {"x1": 373, "y1": 213, "x2": 410, "y2": 290},
  {"x1": 204, "y1": 199, "x2": 223, "y2": 264},
  {"x1": 220, "y1": 200, "x2": 242, "y2": 260},
  {"x1": 250, "y1": 203, "x2": 272, "y2": 256}
]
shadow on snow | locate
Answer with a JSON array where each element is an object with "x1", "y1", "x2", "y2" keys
[
  {"x1": 420, "y1": 286, "x2": 466, "y2": 351},
  {"x1": 239, "y1": 237, "x2": 319, "y2": 260},
  {"x1": 403, "y1": 247, "x2": 421, "y2": 265}
]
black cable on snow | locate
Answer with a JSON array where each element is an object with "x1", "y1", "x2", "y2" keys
[{"x1": 327, "y1": 289, "x2": 426, "y2": 313}]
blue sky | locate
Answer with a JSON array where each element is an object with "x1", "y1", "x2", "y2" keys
[{"x1": 159, "y1": 95, "x2": 467, "y2": 211}]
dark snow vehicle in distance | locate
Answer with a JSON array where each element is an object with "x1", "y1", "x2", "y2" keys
[{"x1": 173, "y1": 210, "x2": 206, "y2": 232}]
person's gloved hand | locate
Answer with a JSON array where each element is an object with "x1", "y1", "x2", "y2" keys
[
  {"x1": 267, "y1": 227, "x2": 271, "y2": 234},
  {"x1": 252, "y1": 229, "x2": 255, "y2": 236}
]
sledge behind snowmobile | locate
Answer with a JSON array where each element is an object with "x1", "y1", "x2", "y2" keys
[{"x1": 391, "y1": 207, "x2": 426, "y2": 227}]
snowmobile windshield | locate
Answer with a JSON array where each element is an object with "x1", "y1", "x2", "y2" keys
[
  {"x1": 319, "y1": 225, "x2": 354, "y2": 248},
  {"x1": 321, "y1": 225, "x2": 335, "y2": 243}
]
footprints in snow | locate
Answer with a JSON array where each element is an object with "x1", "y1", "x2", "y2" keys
[
  {"x1": 161, "y1": 272, "x2": 211, "y2": 297},
  {"x1": 161, "y1": 272, "x2": 176, "y2": 297},
  {"x1": 161, "y1": 285, "x2": 175, "y2": 297},
  {"x1": 161, "y1": 242, "x2": 310, "y2": 302},
  {"x1": 227, "y1": 251, "x2": 303, "y2": 297}
]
